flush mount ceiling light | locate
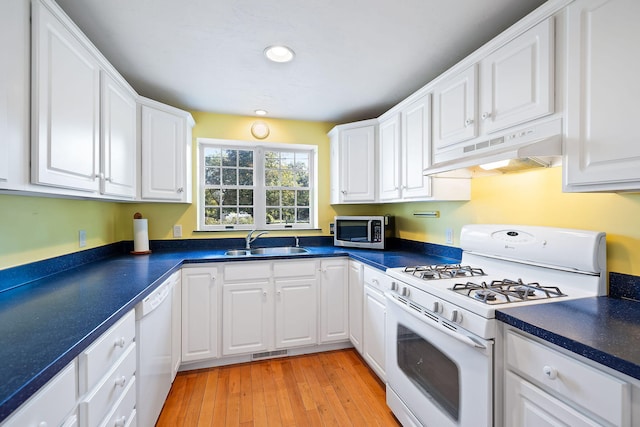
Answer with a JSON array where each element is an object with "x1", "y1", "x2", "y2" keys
[
  {"x1": 251, "y1": 121, "x2": 270, "y2": 139},
  {"x1": 254, "y1": 109, "x2": 268, "y2": 116},
  {"x1": 264, "y1": 45, "x2": 295, "y2": 63}
]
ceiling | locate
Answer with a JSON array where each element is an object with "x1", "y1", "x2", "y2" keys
[{"x1": 55, "y1": 0, "x2": 547, "y2": 123}]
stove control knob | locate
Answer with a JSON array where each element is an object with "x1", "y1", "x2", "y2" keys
[
  {"x1": 432, "y1": 301, "x2": 442, "y2": 314},
  {"x1": 390, "y1": 281, "x2": 398, "y2": 291},
  {"x1": 450, "y1": 310, "x2": 463, "y2": 324},
  {"x1": 401, "y1": 287, "x2": 410, "y2": 298}
]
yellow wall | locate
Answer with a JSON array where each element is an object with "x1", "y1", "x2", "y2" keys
[
  {"x1": 383, "y1": 167, "x2": 640, "y2": 276},
  {"x1": 2, "y1": 112, "x2": 639, "y2": 278}
]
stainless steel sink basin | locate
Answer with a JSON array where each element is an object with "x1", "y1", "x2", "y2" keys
[
  {"x1": 223, "y1": 247, "x2": 309, "y2": 256},
  {"x1": 250, "y1": 247, "x2": 309, "y2": 255}
]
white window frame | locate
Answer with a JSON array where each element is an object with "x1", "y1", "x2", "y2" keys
[{"x1": 197, "y1": 138, "x2": 318, "y2": 231}]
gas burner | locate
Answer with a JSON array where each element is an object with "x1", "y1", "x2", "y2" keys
[
  {"x1": 403, "y1": 264, "x2": 485, "y2": 281},
  {"x1": 474, "y1": 289, "x2": 497, "y2": 302}
]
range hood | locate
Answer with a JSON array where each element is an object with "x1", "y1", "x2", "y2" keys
[{"x1": 424, "y1": 118, "x2": 562, "y2": 176}]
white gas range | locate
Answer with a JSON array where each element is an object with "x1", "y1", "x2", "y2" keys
[{"x1": 384, "y1": 224, "x2": 606, "y2": 427}]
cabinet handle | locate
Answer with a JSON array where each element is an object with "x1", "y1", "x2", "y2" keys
[
  {"x1": 481, "y1": 112, "x2": 492, "y2": 120},
  {"x1": 114, "y1": 337, "x2": 126, "y2": 348},
  {"x1": 114, "y1": 375, "x2": 127, "y2": 387},
  {"x1": 464, "y1": 118, "x2": 474, "y2": 127},
  {"x1": 341, "y1": 190, "x2": 347, "y2": 195},
  {"x1": 115, "y1": 416, "x2": 127, "y2": 427},
  {"x1": 543, "y1": 365, "x2": 558, "y2": 380},
  {"x1": 177, "y1": 187, "x2": 184, "y2": 193}
]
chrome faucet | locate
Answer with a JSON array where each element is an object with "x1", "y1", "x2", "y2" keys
[
  {"x1": 245, "y1": 230, "x2": 268, "y2": 249},
  {"x1": 294, "y1": 235, "x2": 299, "y2": 247}
]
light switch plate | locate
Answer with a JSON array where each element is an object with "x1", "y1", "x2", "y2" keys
[
  {"x1": 173, "y1": 225, "x2": 182, "y2": 238},
  {"x1": 445, "y1": 228, "x2": 454, "y2": 244},
  {"x1": 79, "y1": 230, "x2": 87, "y2": 247}
]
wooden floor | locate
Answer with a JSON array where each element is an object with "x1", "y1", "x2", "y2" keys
[{"x1": 156, "y1": 348, "x2": 401, "y2": 427}]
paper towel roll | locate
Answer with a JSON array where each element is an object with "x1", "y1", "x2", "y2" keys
[{"x1": 133, "y1": 218, "x2": 150, "y2": 253}]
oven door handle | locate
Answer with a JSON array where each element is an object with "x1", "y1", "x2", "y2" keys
[{"x1": 387, "y1": 293, "x2": 489, "y2": 350}]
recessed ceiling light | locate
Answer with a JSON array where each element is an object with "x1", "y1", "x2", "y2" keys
[
  {"x1": 254, "y1": 109, "x2": 268, "y2": 116},
  {"x1": 264, "y1": 45, "x2": 295, "y2": 63}
]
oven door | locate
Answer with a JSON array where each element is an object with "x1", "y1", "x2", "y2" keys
[{"x1": 385, "y1": 294, "x2": 493, "y2": 427}]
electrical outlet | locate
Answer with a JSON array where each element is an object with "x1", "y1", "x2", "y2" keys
[
  {"x1": 445, "y1": 228, "x2": 454, "y2": 244},
  {"x1": 79, "y1": 230, "x2": 87, "y2": 248},
  {"x1": 173, "y1": 224, "x2": 182, "y2": 238}
]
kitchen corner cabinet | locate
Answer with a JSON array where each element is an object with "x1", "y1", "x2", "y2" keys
[
  {"x1": 329, "y1": 120, "x2": 378, "y2": 204},
  {"x1": 563, "y1": 0, "x2": 640, "y2": 192},
  {"x1": 503, "y1": 328, "x2": 633, "y2": 427},
  {"x1": 319, "y1": 258, "x2": 349, "y2": 342},
  {"x1": 433, "y1": 17, "x2": 554, "y2": 159},
  {"x1": 140, "y1": 98, "x2": 194, "y2": 203},
  {"x1": 181, "y1": 266, "x2": 219, "y2": 362},
  {"x1": 348, "y1": 260, "x2": 364, "y2": 353}
]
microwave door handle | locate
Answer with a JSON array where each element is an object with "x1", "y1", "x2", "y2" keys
[{"x1": 367, "y1": 220, "x2": 373, "y2": 242}]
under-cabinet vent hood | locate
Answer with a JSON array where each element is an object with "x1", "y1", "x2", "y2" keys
[{"x1": 424, "y1": 118, "x2": 562, "y2": 176}]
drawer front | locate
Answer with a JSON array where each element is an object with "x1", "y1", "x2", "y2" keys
[
  {"x1": 2, "y1": 361, "x2": 77, "y2": 427},
  {"x1": 224, "y1": 262, "x2": 271, "y2": 281},
  {"x1": 79, "y1": 310, "x2": 135, "y2": 393},
  {"x1": 273, "y1": 260, "x2": 318, "y2": 278},
  {"x1": 363, "y1": 266, "x2": 389, "y2": 291},
  {"x1": 98, "y1": 375, "x2": 136, "y2": 427},
  {"x1": 80, "y1": 343, "x2": 136, "y2": 427},
  {"x1": 506, "y1": 331, "x2": 630, "y2": 426}
]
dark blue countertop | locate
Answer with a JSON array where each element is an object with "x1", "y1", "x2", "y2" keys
[
  {"x1": 497, "y1": 296, "x2": 640, "y2": 381},
  {"x1": 0, "y1": 241, "x2": 458, "y2": 422}
]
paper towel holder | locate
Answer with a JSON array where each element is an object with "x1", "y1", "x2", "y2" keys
[{"x1": 131, "y1": 212, "x2": 152, "y2": 255}]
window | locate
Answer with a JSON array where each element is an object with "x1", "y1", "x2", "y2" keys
[{"x1": 198, "y1": 139, "x2": 317, "y2": 231}]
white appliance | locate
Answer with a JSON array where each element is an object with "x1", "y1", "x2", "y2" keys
[
  {"x1": 385, "y1": 224, "x2": 606, "y2": 427},
  {"x1": 136, "y1": 276, "x2": 174, "y2": 427}
]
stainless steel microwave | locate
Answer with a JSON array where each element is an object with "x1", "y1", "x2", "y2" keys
[{"x1": 333, "y1": 216, "x2": 394, "y2": 250}]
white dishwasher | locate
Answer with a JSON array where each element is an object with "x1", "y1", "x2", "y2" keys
[{"x1": 136, "y1": 273, "x2": 175, "y2": 427}]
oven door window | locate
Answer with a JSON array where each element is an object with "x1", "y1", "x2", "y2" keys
[{"x1": 397, "y1": 323, "x2": 460, "y2": 421}]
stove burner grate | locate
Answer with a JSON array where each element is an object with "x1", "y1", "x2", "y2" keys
[
  {"x1": 403, "y1": 264, "x2": 485, "y2": 280},
  {"x1": 451, "y1": 278, "x2": 567, "y2": 305}
]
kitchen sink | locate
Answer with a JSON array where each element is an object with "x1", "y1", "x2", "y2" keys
[{"x1": 223, "y1": 247, "x2": 309, "y2": 256}]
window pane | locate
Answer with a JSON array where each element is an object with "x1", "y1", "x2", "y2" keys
[
  {"x1": 295, "y1": 165, "x2": 309, "y2": 187},
  {"x1": 238, "y1": 150, "x2": 253, "y2": 168},
  {"x1": 238, "y1": 169, "x2": 253, "y2": 186},
  {"x1": 265, "y1": 169, "x2": 279, "y2": 187},
  {"x1": 205, "y1": 167, "x2": 220, "y2": 185},
  {"x1": 221, "y1": 189, "x2": 237, "y2": 205},
  {"x1": 205, "y1": 207, "x2": 220, "y2": 225},
  {"x1": 239, "y1": 189, "x2": 253, "y2": 206},
  {"x1": 222, "y1": 150, "x2": 237, "y2": 166},
  {"x1": 222, "y1": 168, "x2": 237, "y2": 185},
  {"x1": 266, "y1": 190, "x2": 279, "y2": 206},
  {"x1": 205, "y1": 148, "x2": 221, "y2": 166},
  {"x1": 280, "y1": 168, "x2": 295, "y2": 187},
  {"x1": 297, "y1": 190, "x2": 309, "y2": 206},
  {"x1": 266, "y1": 208, "x2": 280, "y2": 224},
  {"x1": 281, "y1": 152, "x2": 294, "y2": 167},
  {"x1": 205, "y1": 189, "x2": 220, "y2": 206},
  {"x1": 297, "y1": 208, "x2": 310, "y2": 223},
  {"x1": 282, "y1": 208, "x2": 295, "y2": 223},
  {"x1": 265, "y1": 151, "x2": 279, "y2": 169},
  {"x1": 222, "y1": 208, "x2": 237, "y2": 224},
  {"x1": 282, "y1": 190, "x2": 295, "y2": 206},
  {"x1": 238, "y1": 208, "x2": 254, "y2": 225}
]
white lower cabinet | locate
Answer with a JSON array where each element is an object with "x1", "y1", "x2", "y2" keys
[
  {"x1": 363, "y1": 266, "x2": 390, "y2": 381},
  {"x1": 503, "y1": 328, "x2": 631, "y2": 427},
  {"x1": 171, "y1": 271, "x2": 182, "y2": 381},
  {"x1": 181, "y1": 266, "x2": 219, "y2": 362},
  {"x1": 275, "y1": 276, "x2": 318, "y2": 349},
  {"x1": 319, "y1": 258, "x2": 349, "y2": 343},
  {"x1": 348, "y1": 260, "x2": 364, "y2": 353},
  {"x1": 0, "y1": 360, "x2": 77, "y2": 427}
]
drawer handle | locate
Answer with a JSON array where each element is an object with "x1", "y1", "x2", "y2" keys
[
  {"x1": 115, "y1": 416, "x2": 127, "y2": 427},
  {"x1": 543, "y1": 365, "x2": 558, "y2": 380},
  {"x1": 114, "y1": 337, "x2": 126, "y2": 348},
  {"x1": 114, "y1": 375, "x2": 127, "y2": 387}
]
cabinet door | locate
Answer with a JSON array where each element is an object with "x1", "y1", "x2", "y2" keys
[
  {"x1": 274, "y1": 278, "x2": 317, "y2": 349},
  {"x1": 564, "y1": 0, "x2": 640, "y2": 191},
  {"x1": 101, "y1": 72, "x2": 137, "y2": 198},
  {"x1": 222, "y1": 281, "x2": 271, "y2": 355},
  {"x1": 31, "y1": 0, "x2": 101, "y2": 192},
  {"x1": 401, "y1": 94, "x2": 432, "y2": 200},
  {"x1": 181, "y1": 267, "x2": 218, "y2": 362},
  {"x1": 363, "y1": 285, "x2": 386, "y2": 381},
  {"x1": 348, "y1": 260, "x2": 363, "y2": 353},
  {"x1": 140, "y1": 105, "x2": 187, "y2": 201},
  {"x1": 319, "y1": 259, "x2": 349, "y2": 342},
  {"x1": 432, "y1": 65, "x2": 477, "y2": 151},
  {"x1": 480, "y1": 18, "x2": 554, "y2": 134},
  {"x1": 378, "y1": 114, "x2": 401, "y2": 201},
  {"x1": 170, "y1": 272, "x2": 181, "y2": 381},
  {"x1": 340, "y1": 126, "x2": 377, "y2": 202},
  {"x1": 504, "y1": 371, "x2": 603, "y2": 427}
]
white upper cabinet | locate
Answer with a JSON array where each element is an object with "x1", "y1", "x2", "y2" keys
[
  {"x1": 378, "y1": 114, "x2": 401, "y2": 201},
  {"x1": 433, "y1": 65, "x2": 478, "y2": 151},
  {"x1": 31, "y1": 0, "x2": 101, "y2": 193},
  {"x1": 563, "y1": 0, "x2": 640, "y2": 192},
  {"x1": 401, "y1": 93, "x2": 432, "y2": 200},
  {"x1": 140, "y1": 98, "x2": 194, "y2": 203},
  {"x1": 479, "y1": 18, "x2": 554, "y2": 134},
  {"x1": 329, "y1": 120, "x2": 377, "y2": 204},
  {"x1": 0, "y1": 0, "x2": 29, "y2": 190},
  {"x1": 101, "y1": 72, "x2": 137, "y2": 198}
]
